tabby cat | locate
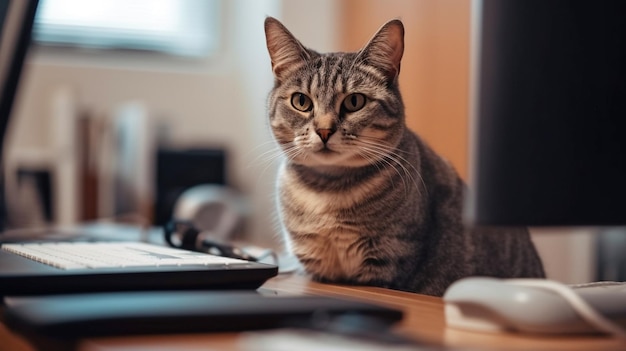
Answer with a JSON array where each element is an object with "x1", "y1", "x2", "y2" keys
[{"x1": 264, "y1": 17, "x2": 545, "y2": 296}]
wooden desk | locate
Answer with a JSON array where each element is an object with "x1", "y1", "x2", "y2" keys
[{"x1": 2, "y1": 274, "x2": 625, "y2": 351}]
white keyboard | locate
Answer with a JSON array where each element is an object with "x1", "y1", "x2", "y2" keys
[{"x1": 1, "y1": 242, "x2": 248, "y2": 270}]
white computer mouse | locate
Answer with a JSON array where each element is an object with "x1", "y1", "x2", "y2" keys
[{"x1": 443, "y1": 277, "x2": 626, "y2": 337}]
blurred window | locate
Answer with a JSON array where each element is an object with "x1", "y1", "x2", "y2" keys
[{"x1": 33, "y1": 0, "x2": 219, "y2": 57}]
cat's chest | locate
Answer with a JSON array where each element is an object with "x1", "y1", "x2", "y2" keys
[
  {"x1": 277, "y1": 165, "x2": 377, "y2": 233},
  {"x1": 283, "y1": 187, "x2": 346, "y2": 234}
]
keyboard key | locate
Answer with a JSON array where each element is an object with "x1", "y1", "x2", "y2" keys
[{"x1": 1, "y1": 242, "x2": 249, "y2": 270}]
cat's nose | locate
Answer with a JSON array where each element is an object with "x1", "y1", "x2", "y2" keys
[{"x1": 316, "y1": 128, "x2": 336, "y2": 144}]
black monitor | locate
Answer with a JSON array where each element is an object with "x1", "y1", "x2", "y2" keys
[
  {"x1": 466, "y1": 0, "x2": 626, "y2": 226},
  {"x1": 0, "y1": 0, "x2": 39, "y2": 232}
]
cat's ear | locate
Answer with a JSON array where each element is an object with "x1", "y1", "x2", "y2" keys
[
  {"x1": 360, "y1": 19, "x2": 405, "y2": 82},
  {"x1": 264, "y1": 17, "x2": 312, "y2": 80}
]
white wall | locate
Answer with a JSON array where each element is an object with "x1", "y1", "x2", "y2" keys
[
  {"x1": 6, "y1": 0, "x2": 340, "y2": 249},
  {"x1": 531, "y1": 228, "x2": 596, "y2": 284}
]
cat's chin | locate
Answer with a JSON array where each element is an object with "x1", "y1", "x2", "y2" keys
[
  {"x1": 293, "y1": 150, "x2": 374, "y2": 170},
  {"x1": 298, "y1": 164, "x2": 357, "y2": 176}
]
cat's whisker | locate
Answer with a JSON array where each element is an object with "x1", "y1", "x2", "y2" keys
[
  {"x1": 356, "y1": 148, "x2": 385, "y2": 176},
  {"x1": 355, "y1": 143, "x2": 410, "y2": 194},
  {"x1": 279, "y1": 144, "x2": 300, "y2": 160},
  {"x1": 253, "y1": 142, "x2": 292, "y2": 163},
  {"x1": 256, "y1": 146, "x2": 307, "y2": 185},
  {"x1": 388, "y1": 152, "x2": 423, "y2": 198},
  {"x1": 373, "y1": 151, "x2": 413, "y2": 197},
  {"x1": 355, "y1": 135, "x2": 414, "y2": 155},
  {"x1": 251, "y1": 142, "x2": 303, "y2": 180},
  {"x1": 246, "y1": 139, "x2": 280, "y2": 155},
  {"x1": 247, "y1": 143, "x2": 284, "y2": 169},
  {"x1": 284, "y1": 145, "x2": 309, "y2": 165},
  {"x1": 385, "y1": 152, "x2": 426, "y2": 199},
  {"x1": 359, "y1": 147, "x2": 406, "y2": 193},
  {"x1": 247, "y1": 140, "x2": 301, "y2": 173},
  {"x1": 354, "y1": 139, "x2": 426, "y2": 198},
  {"x1": 255, "y1": 150, "x2": 285, "y2": 180},
  {"x1": 355, "y1": 138, "x2": 429, "y2": 198}
]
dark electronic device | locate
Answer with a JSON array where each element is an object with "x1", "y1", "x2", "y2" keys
[
  {"x1": 0, "y1": 0, "x2": 38, "y2": 232},
  {"x1": 154, "y1": 148, "x2": 226, "y2": 225},
  {"x1": 466, "y1": 0, "x2": 626, "y2": 226}
]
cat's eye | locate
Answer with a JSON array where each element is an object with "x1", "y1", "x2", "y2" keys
[
  {"x1": 342, "y1": 93, "x2": 366, "y2": 112},
  {"x1": 291, "y1": 93, "x2": 313, "y2": 112}
]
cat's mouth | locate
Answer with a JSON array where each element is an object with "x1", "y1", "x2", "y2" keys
[
  {"x1": 314, "y1": 144, "x2": 342, "y2": 158},
  {"x1": 304, "y1": 145, "x2": 370, "y2": 167},
  {"x1": 317, "y1": 147, "x2": 337, "y2": 154},
  {"x1": 307, "y1": 146, "x2": 340, "y2": 164}
]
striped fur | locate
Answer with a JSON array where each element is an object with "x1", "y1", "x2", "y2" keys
[{"x1": 264, "y1": 17, "x2": 545, "y2": 296}]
